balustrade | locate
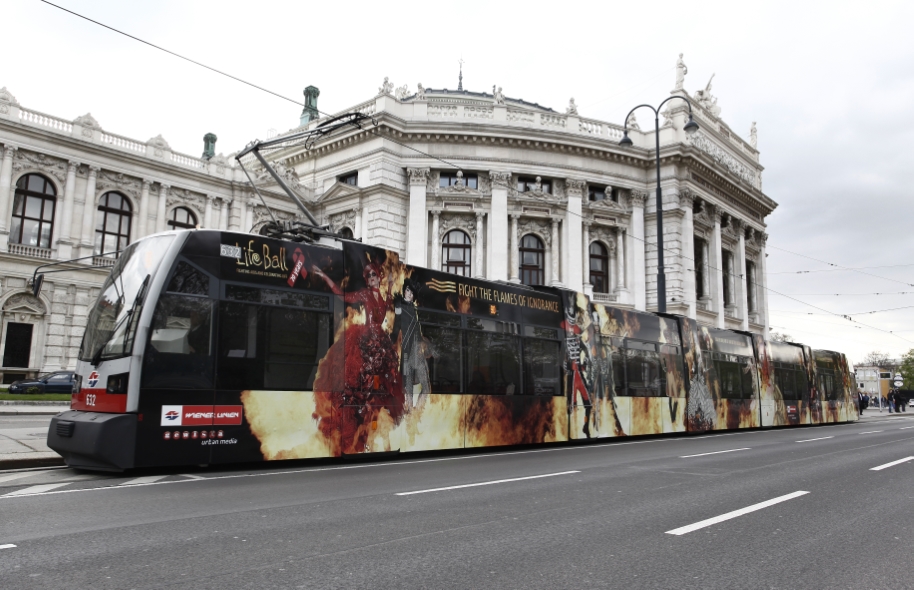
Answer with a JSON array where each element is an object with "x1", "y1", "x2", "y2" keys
[
  {"x1": 8, "y1": 243, "x2": 53, "y2": 259},
  {"x1": 100, "y1": 132, "x2": 145, "y2": 153},
  {"x1": 18, "y1": 108, "x2": 72, "y2": 133}
]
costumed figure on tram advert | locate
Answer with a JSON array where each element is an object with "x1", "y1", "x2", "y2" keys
[
  {"x1": 562, "y1": 298, "x2": 594, "y2": 437},
  {"x1": 311, "y1": 259, "x2": 404, "y2": 453},
  {"x1": 391, "y1": 279, "x2": 431, "y2": 411}
]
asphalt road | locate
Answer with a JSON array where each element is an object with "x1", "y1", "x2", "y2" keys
[{"x1": 1, "y1": 414, "x2": 913, "y2": 590}]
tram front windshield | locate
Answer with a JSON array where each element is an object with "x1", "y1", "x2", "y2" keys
[{"x1": 79, "y1": 235, "x2": 175, "y2": 363}]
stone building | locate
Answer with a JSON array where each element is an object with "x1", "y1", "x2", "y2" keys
[
  {"x1": 271, "y1": 69, "x2": 774, "y2": 332},
  {"x1": 0, "y1": 86, "x2": 300, "y2": 382},
  {"x1": 0, "y1": 59, "x2": 775, "y2": 380}
]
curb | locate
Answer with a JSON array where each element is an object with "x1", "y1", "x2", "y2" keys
[
  {"x1": 0, "y1": 408, "x2": 69, "y2": 416},
  {"x1": 0, "y1": 456, "x2": 65, "y2": 470},
  {"x1": 0, "y1": 400, "x2": 72, "y2": 406}
]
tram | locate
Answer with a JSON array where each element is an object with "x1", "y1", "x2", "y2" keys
[{"x1": 45, "y1": 228, "x2": 857, "y2": 471}]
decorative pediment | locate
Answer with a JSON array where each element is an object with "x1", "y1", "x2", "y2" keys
[
  {"x1": 146, "y1": 134, "x2": 171, "y2": 149},
  {"x1": 328, "y1": 209, "x2": 358, "y2": 233},
  {"x1": 517, "y1": 217, "x2": 553, "y2": 248},
  {"x1": 12, "y1": 149, "x2": 67, "y2": 183},
  {"x1": 587, "y1": 197, "x2": 628, "y2": 215},
  {"x1": 316, "y1": 181, "x2": 359, "y2": 204},
  {"x1": 0, "y1": 86, "x2": 20, "y2": 106},
  {"x1": 74, "y1": 113, "x2": 101, "y2": 129},
  {"x1": 98, "y1": 171, "x2": 141, "y2": 197},
  {"x1": 589, "y1": 225, "x2": 617, "y2": 252},
  {"x1": 439, "y1": 213, "x2": 478, "y2": 242},
  {"x1": 2, "y1": 293, "x2": 46, "y2": 319}
]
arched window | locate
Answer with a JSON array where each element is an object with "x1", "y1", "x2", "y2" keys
[
  {"x1": 167, "y1": 207, "x2": 197, "y2": 230},
  {"x1": 10, "y1": 174, "x2": 56, "y2": 249},
  {"x1": 519, "y1": 234, "x2": 545, "y2": 286},
  {"x1": 442, "y1": 230, "x2": 471, "y2": 276},
  {"x1": 589, "y1": 242, "x2": 609, "y2": 293},
  {"x1": 338, "y1": 227, "x2": 354, "y2": 239},
  {"x1": 95, "y1": 192, "x2": 132, "y2": 256}
]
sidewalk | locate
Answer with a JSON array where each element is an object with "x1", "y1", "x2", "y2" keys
[
  {"x1": 0, "y1": 419, "x2": 64, "y2": 470},
  {"x1": 0, "y1": 401, "x2": 70, "y2": 415}
]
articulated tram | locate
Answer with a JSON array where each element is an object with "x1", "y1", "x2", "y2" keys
[{"x1": 47, "y1": 229, "x2": 858, "y2": 471}]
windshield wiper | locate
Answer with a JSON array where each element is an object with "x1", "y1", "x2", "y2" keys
[{"x1": 90, "y1": 274, "x2": 151, "y2": 367}]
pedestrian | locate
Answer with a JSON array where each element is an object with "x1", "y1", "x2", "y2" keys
[
  {"x1": 888, "y1": 391, "x2": 896, "y2": 413},
  {"x1": 863, "y1": 393, "x2": 870, "y2": 412},
  {"x1": 899, "y1": 393, "x2": 907, "y2": 413},
  {"x1": 857, "y1": 391, "x2": 864, "y2": 415}
]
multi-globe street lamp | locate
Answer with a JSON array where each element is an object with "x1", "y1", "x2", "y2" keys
[{"x1": 619, "y1": 98, "x2": 700, "y2": 313}]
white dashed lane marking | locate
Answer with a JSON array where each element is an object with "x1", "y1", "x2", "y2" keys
[
  {"x1": 0, "y1": 544, "x2": 17, "y2": 550},
  {"x1": 395, "y1": 471, "x2": 580, "y2": 496},
  {"x1": 119, "y1": 475, "x2": 169, "y2": 486},
  {"x1": 796, "y1": 436, "x2": 834, "y2": 443},
  {"x1": 666, "y1": 491, "x2": 810, "y2": 535},
  {"x1": 0, "y1": 471, "x2": 42, "y2": 485},
  {"x1": 870, "y1": 457, "x2": 914, "y2": 471},
  {"x1": 680, "y1": 448, "x2": 751, "y2": 458}
]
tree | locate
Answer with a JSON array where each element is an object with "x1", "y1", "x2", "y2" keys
[
  {"x1": 899, "y1": 349, "x2": 914, "y2": 387},
  {"x1": 862, "y1": 350, "x2": 891, "y2": 368},
  {"x1": 770, "y1": 331, "x2": 793, "y2": 343}
]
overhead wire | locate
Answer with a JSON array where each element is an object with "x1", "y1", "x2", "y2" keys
[
  {"x1": 41, "y1": 0, "x2": 914, "y2": 346},
  {"x1": 766, "y1": 245, "x2": 914, "y2": 287}
]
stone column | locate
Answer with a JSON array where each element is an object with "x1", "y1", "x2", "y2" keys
[
  {"x1": 581, "y1": 221, "x2": 591, "y2": 293},
  {"x1": 630, "y1": 191, "x2": 647, "y2": 311},
  {"x1": 759, "y1": 232, "x2": 770, "y2": 338},
  {"x1": 509, "y1": 214, "x2": 520, "y2": 283},
  {"x1": 137, "y1": 179, "x2": 151, "y2": 238},
  {"x1": 353, "y1": 206, "x2": 362, "y2": 240},
  {"x1": 737, "y1": 220, "x2": 749, "y2": 330},
  {"x1": 79, "y1": 166, "x2": 99, "y2": 256},
  {"x1": 0, "y1": 145, "x2": 18, "y2": 244},
  {"x1": 406, "y1": 168, "x2": 430, "y2": 267},
  {"x1": 221, "y1": 197, "x2": 232, "y2": 230},
  {"x1": 429, "y1": 210, "x2": 441, "y2": 270},
  {"x1": 615, "y1": 227, "x2": 627, "y2": 295},
  {"x1": 564, "y1": 179, "x2": 584, "y2": 290},
  {"x1": 550, "y1": 217, "x2": 561, "y2": 286},
  {"x1": 234, "y1": 196, "x2": 247, "y2": 231},
  {"x1": 474, "y1": 211, "x2": 485, "y2": 278},
  {"x1": 488, "y1": 171, "x2": 511, "y2": 281},
  {"x1": 204, "y1": 195, "x2": 214, "y2": 228},
  {"x1": 710, "y1": 206, "x2": 725, "y2": 328},
  {"x1": 56, "y1": 160, "x2": 79, "y2": 259},
  {"x1": 701, "y1": 238, "x2": 711, "y2": 306},
  {"x1": 246, "y1": 198, "x2": 256, "y2": 232},
  {"x1": 155, "y1": 184, "x2": 169, "y2": 233},
  {"x1": 679, "y1": 189, "x2": 696, "y2": 318}
]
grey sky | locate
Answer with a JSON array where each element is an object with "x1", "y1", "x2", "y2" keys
[{"x1": 5, "y1": 0, "x2": 913, "y2": 364}]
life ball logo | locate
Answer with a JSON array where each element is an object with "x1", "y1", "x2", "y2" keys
[{"x1": 87, "y1": 371, "x2": 99, "y2": 388}]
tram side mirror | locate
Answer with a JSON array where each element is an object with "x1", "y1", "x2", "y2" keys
[{"x1": 31, "y1": 274, "x2": 44, "y2": 297}]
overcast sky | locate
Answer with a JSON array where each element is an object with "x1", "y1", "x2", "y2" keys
[{"x1": 5, "y1": 0, "x2": 914, "y2": 365}]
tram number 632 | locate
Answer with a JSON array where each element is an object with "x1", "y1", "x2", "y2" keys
[{"x1": 85, "y1": 394, "x2": 96, "y2": 406}]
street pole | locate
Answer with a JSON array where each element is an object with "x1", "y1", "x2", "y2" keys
[{"x1": 620, "y1": 97, "x2": 699, "y2": 314}]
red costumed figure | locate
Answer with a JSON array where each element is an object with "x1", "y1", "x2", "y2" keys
[
  {"x1": 562, "y1": 308, "x2": 593, "y2": 438},
  {"x1": 311, "y1": 261, "x2": 404, "y2": 454}
]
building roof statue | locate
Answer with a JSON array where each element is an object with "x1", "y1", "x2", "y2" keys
[
  {"x1": 750, "y1": 122, "x2": 758, "y2": 148},
  {"x1": 674, "y1": 53, "x2": 688, "y2": 91},
  {"x1": 416, "y1": 83, "x2": 426, "y2": 100},
  {"x1": 379, "y1": 77, "x2": 393, "y2": 95},
  {"x1": 493, "y1": 86, "x2": 505, "y2": 105},
  {"x1": 566, "y1": 97, "x2": 578, "y2": 115},
  {"x1": 694, "y1": 74, "x2": 722, "y2": 118}
]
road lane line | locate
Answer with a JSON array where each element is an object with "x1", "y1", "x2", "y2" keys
[
  {"x1": 119, "y1": 475, "x2": 168, "y2": 486},
  {"x1": 680, "y1": 448, "x2": 750, "y2": 458},
  {"x1": 3, "y1": 483, "x2": 70, "y2": 497},
  {"x1": 870, "y1": 457, "x2": 914, "y2": 471},
  {"x1": 0, "y1": 544, "x2": 16, "y2": 549},
  {"x1": 859, "y1": 431, "x2": 883, "y2": 434},
  {"x1": 796, "y1": 436, "x2": 834, "y2": 443},
  {"x1": 395, "y1": 471, "x2": 580, "y2": 496},
  {"x1": 180, "y1": 473, "x2": 205, "y2": 479},
  {"x1": 0, "y1": 471, "x2": 42, "y2": 484},
  {"x1": 666, "y1": 491, "x2": 810, "y2": 535},
  {"x1": 900, "y1": 426, "x2": 914, "y2": 430}
]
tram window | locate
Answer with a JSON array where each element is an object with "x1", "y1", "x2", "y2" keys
[
  {"x1": 609, "y1": 346, "x2": 625, "y2": 396},
  {"x1": 819, "y1": 372, "x2": 838, "y2": 401},
  {"x1": 143, "y1": 294, "x2": 214, "y2": 389},
  {"x1": 216, "y1": 302, "x2": 330, "y2": 391},
  {"x1": 625, "y1": 344, "x2": 662, "y2": 397},
  {"x1": 166, "y1": 261, "x2": 210, "y2": 295},
  {"x1": 524, "y1": 325, "x2": 559, "y2": 340},
  {"x1": 796, "y1": 371, "x2": 809, "y2": 399},
  {"x1": 226, "y1": 284, "x2": 329, "y2": 310},
  {"x1": 423, "y1": 325, "x2": 462, "y2": 393},
  {"x1": 465, "y1": 331, "x2": 521, "y2": 394},
  {"x1": 522, "y1": 338, "x2": 561, "y2": 395},
  {"x1": 417, "y1": 310, "x2": 461, "y2": 328},
  {"x1": 775, "y1": 368, "x2": 797, "y2": 400},
  {"x1": 714, "y1": 353, "x2": 753, "y2": 399}
]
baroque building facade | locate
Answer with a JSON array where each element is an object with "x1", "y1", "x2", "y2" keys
[
  {"x1": 0, "y1": 60, "x2": 774, "y2": 380},
  {"x1": 0, "y1": 86, "x2": 301, "y2": 382},
  {"x1": 264, "y1": 70, "x2": 773, "y2": 334}
]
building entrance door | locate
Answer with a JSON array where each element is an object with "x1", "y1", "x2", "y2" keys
[{"x1": 2, "y1": 322, "x2": 33, "y2": 368}]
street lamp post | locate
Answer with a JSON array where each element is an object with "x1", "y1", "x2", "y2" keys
[{"x1": 619, "y1": 98, "x2": 699, "y2": 313}]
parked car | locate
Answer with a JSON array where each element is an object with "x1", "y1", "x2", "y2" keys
[
  {"x1": 909, "y1": 398, "x2": 914, "y2": 408},
  {"x1": 7, "y1": 371, "x2": 75, "y2": 394}
]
